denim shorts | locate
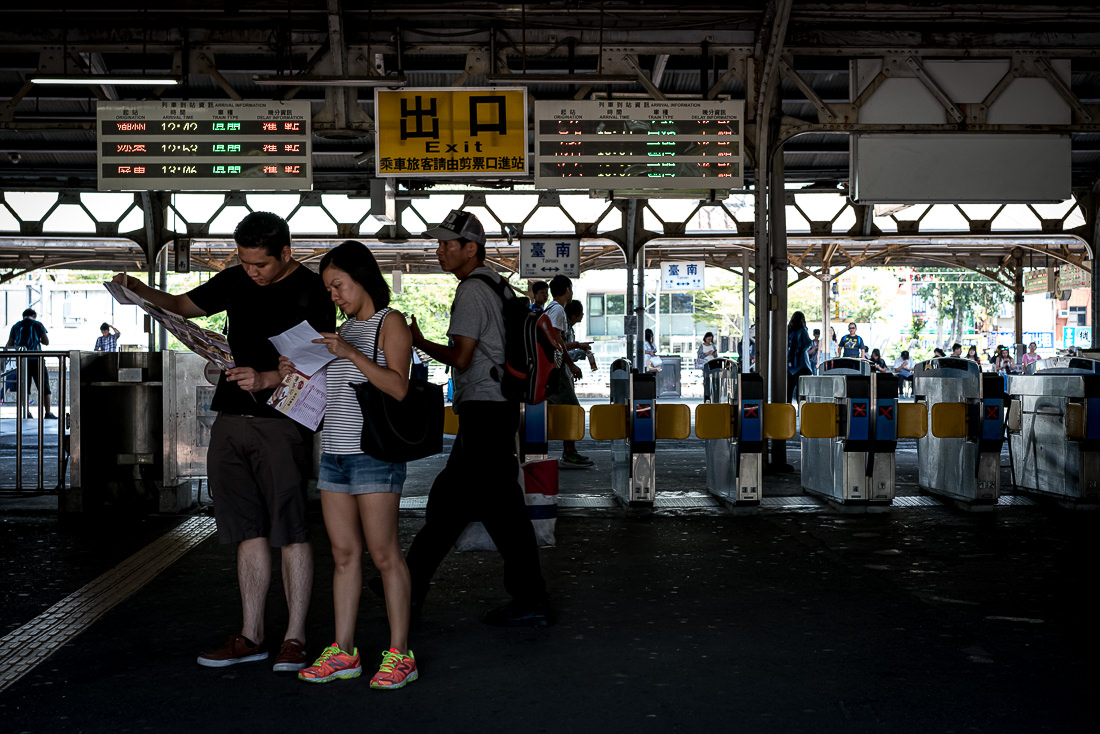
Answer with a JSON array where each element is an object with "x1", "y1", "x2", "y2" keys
[{"x1": 318, "y1": 452, "x2": 406, "y2": 496}]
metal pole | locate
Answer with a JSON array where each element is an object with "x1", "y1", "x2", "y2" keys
[
  {"x1": 822, "y1": 268, "x2": 831, "y2": 368},
  {"x1": 742, "y1": 248, "x2": 751, "y2": 373}
]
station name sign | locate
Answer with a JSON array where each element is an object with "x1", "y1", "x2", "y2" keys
[
  {"x1": 96, "y1": 100, "x2": 312, "y2": 191},
  {"x1": 374, "y1": 88, "x2": 527, "y2": 177},
  {"x1": 533, "y1": 99, "x2": 744, "y2": 191}
]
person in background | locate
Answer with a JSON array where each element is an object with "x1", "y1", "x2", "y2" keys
[
  {"x1": 94, "y1": 322, "x2": 121, "y2": 352},
  {"x1": 5, "y1": 307, "x2": 55, "y2": 419},
  {"x1": 808, "y1": 328, "x2": 821, "y2": 374},
  {"x1": 544, "y1": 275, "x2": 591, "y2": 469},
  {"x1": 1020, "y1": 341, "x2": 1040, "y2": 368},
  {"x1": 529, "y1": 280, "x2": 549, "y2": 313},
  {"x1": 696, "y1": 332, "x2": 718, "y2": 400},
  {"x1": 893, "y1": 350, "x2": 914, "y2": 396},
  {"x1": 933, "y1": 347, "x2": 946, "y2": 358},
  {"x1": 996, "y1": 346, "x2": 1017, "y2": 375},
  {"x1": 868, "y1": 348, "x2": 889, "y2": 373},
  {"x1": 965, "y1": 345, "x2": 981, "y2": 364},
  {"x1": 644, "y1": 328, "x2": 662, "y2": 373},
  {"x1": 837, "y1": 322, "x2": 867, "y2": 358},
  {"x1": 951, "y1": 343, "x2": 963, "y2": 357},
  {"x1": 113, "y1": 212, "x2": 335, "y2": 674},
  {"x1": 284, "y1": 241, "x2": 417, "y2": 690},
  {"x1": 786, "y1": 311, "x2": 813, "y2": 403}
]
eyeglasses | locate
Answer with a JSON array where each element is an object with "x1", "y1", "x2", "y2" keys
[{"x1": 848, "y1": 326, "x2": 857, "y2": 331}]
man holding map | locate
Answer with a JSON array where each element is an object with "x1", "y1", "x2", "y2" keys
[{"x1": 111, "y1": 211, "x2": 334, "y2": 674}]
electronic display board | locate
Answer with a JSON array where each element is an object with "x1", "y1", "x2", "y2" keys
[
  {"x1": 374, "y1": 88, "x2": 527, "y2": 177},
  {"x1": 97, "y1": 100, "x2": 312, "y2": 191},
  {"x1": 534, "y1": 100, "x2": 744, "y2": 190}
]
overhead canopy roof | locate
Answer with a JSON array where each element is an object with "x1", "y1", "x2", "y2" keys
[{"x1": 0, "y1": 1, "x2": 1098, "y2": 277}]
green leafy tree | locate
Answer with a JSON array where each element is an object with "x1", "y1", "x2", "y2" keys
[
  {"x1": 387, "y1": 274, "x2": 458, "y2": 346},
  {"x1": 692, "y1": 283, "x2": 745, "y2": 341},
  {"x1": 916, "y1": 269, "x2": 1012, "y2": 348}
]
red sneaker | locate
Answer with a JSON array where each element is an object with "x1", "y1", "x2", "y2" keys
[
  {"x1": 369, "y1": 648, "x2": 418, "y2": 690},
  {"x1": 298, "y1": 644, "x2": 362, "y2": 683}
]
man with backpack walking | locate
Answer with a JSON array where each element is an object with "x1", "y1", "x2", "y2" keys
[
  {"x1": 6, "y1": 308, "x2": 55, "y2": 419},
  {"x1": 404, "y1": 209, "x2": 553, "y2": 628}
]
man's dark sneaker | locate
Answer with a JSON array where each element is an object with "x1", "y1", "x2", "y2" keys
[
  {"x1": 483, "y1": 601, "x2": 555, "y2": 628},
  {"x1": 559, "y1": 452, "x2": 593, "y2": 470},
  {"x1": 197, "y1": 634, "x2": 268, "y2": 667},
  {"x1": 272, "y1": 638, "x2": 308, "y2": 672}
]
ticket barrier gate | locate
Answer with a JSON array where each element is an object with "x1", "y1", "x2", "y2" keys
[
  {"x1": 590, "y1": 360, "x2": 691, "y2": 506},
  {"x1": 1003, "y1": 357, "x2": 1100, "y2": 504},
  {"x1": 694, "y1": 360, "x2": 796, "y2": 506},
  {"x1": 913, "y1": 358, "x2": 1006, "y2": 507},
  {"x1": 798, "y1": 358, "x2": 924, "y2": 507},
  {"x1": 441, "y1": 402, "x2": 585, "y2": 460}
]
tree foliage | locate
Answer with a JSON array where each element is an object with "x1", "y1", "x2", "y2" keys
[{"x1": 916, "y1": 269, "x2": 1012, "y2": 347}]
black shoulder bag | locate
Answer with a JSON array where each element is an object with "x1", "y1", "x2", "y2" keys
[{"x1": 350, "y1": 311, "x2": 444, "y2": 463}]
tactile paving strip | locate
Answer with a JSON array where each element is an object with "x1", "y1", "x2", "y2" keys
[{"x1": 0, "y1": 516, "x2": 216, "y2": 693}]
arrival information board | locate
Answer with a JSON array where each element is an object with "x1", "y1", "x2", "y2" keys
[
  {"x1": 533, "y1": 99, "x2": 743, "y2": 190},
  {"x1": 97, "y1": 100, "x2": 312, "y2": 191}
]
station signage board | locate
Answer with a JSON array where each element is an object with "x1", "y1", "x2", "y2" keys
[
  {"x1": 1023, "y1": 267, "x2": 1055, "y2": 295},
  {"x1": 96, "y1": 100, "x2": 311, "y2": 191},
  {"x1": 374, "y1": 88, "x2": 527, "y2": 177},
  {"x1": 520, "y1": 238, "x2": 579, "y2": 278},
  {"x1": 660, "y1": 261, "x2": 705, "y2": 291},
  {"x1": 533, "y1": 99, "x2": 744, "y2": 190},
  {"x1": 1059, "y1": 264, "x2": 1090, "y2": 290}
]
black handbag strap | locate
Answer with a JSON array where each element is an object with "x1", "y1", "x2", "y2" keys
[{"x1": 368, "y1": 307, "x2": 394, "y2": 365}]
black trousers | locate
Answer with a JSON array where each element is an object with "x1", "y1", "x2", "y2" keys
[{"x1": 405, "y1": 400, "x2": 547, "y2": 607}]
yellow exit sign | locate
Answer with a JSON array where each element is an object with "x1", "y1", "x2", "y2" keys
[{"x1": 374, "y1": 88, "x2": 527, "y2": 177}]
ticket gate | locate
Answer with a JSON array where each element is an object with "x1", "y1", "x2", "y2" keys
[
  {"x1": 798, "y1": 358, "x2": 903, "y2": 507},
  {"x1": 1005, "y1": 357, "x2": 1100, "y2": 503},
  {"x1": 913, "y1": 357, "x2": 1005, "y2": 507},
  {"x1": 590, "y1": 359, "x2": 691, "y2": 506},
  {"x1": 698, "y1": 360, "x2": 764, "y2": 505}
]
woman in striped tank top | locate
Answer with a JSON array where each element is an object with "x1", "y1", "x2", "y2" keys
[{"x1": 281, "y1": 240, "x2": 419, "y2": 689}]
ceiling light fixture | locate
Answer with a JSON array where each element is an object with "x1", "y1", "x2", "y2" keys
[
  {"x1": 252, "y1": 74, "x2": 407, "y2": 87},
  {"x1": 30, "y1": 75, "x2": 180, "y2": 86},
  {"x1": 484, "y1": 74, "x2": 638, "y2": 85}
]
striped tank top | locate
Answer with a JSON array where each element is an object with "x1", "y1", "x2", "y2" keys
[{"x1": 321, "y1": 308, "x2": 391, "y2": 455}]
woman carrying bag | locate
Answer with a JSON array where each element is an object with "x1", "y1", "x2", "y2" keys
[
  {"x1": 280, "y1": 240, "x2": 418, "y2": 690},
  {"x1": 786, "y1": 311, "x2": 813, "y2": 403}
]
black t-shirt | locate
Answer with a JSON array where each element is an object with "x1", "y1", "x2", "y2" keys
[{"x1": 188, "y1": 263, "x2": 334, "y2": 417}]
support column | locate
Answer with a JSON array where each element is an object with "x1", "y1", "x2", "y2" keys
[
  {"x1": 1014, "y1": 255, "x2": 1024, "y2": 358},
  {"x1": 768, "y1": 151, "x2": 791, "y2": 470}
]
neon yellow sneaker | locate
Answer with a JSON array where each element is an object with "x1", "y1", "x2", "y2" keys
[
  {"x1": 369, "y1": 648, "x2": 418, "y2": 690},
  {"x1": 297, "y1": 644, "x2": 361, "y2": 683}
]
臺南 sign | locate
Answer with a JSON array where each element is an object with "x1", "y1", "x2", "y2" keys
[
  {"x1": 660, "y1": 262, "x2": 705, "y2": 291},
  {"x1": 520, "y1": 238, "x2": 579, "y2": 278},
  {"x1": 374, "y1": 88, "x2": 527, "y2": 177}
]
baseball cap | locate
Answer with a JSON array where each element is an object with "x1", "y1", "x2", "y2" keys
[{"x1": 423, "y1": 209, "x2": 486, "y2": 246}]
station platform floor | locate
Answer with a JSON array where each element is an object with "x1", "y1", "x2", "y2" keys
[{"x1": 2, "y1": 408, "x2": 1098, "y2": 732}]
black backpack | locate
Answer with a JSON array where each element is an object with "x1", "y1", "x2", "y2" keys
[{"x1": 465, "y1": 273, "x2": 562, "y2": 404}]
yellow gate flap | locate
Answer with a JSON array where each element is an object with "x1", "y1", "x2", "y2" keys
[
  {"x1": 656, "y1": 403, "x2": 691, "y2": 440},
  {"x1": 763, "y1": 403, "x2": 796, "y2": 440},
  {"x1": 930, "y1": 402, "x2": 967, "y2": 438},
  {"x1": 548, "y1": 404, "x2": 585, "y2": 441},
  {"x1": 443, "y1": 405, "x2": 460, "y2": 435},
  {"x1": 694, "y1": 403, "x2": 733, "y2": 439},
  {"x1": 1065, "y1": 402, "x2": 1086, "y2": 439},
  {"x1": 589, "y1": 403, "x2": 628, "y2": 441},
  {"x1": 897, "y1": 402, "x2": 928, "y2": 439},
  {"x1": 799, "y1": 402, "x2": 838, "y2": 438}
]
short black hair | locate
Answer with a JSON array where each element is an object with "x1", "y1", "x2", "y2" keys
[
  {"x1": 100, "y1": 322, "x2": 110, "y2": 331},
  {"x1": 549, "y1": 274, "x2": 572, "y2": 298},
  {"x1": 565, "y1": 300, "x2": 584, "y2": 318},
  {"x1": 22, "y1": 308, "x2": 35, "y2": 318},
  {"x1": 531, "y1": 280, "x2": 548, "y2": 294},
  {"x1": 319, "y1": 240, "x2": 390, "y2": 314},
  {"x1": 234, "y1": 211, "x2": 291, "y2": 257}
]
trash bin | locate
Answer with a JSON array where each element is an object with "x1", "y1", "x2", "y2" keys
[{"x1": 655, "y1": 354, "x2": 681, "y2": 398}]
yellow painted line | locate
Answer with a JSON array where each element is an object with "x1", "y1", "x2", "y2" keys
[{"x1": 0, "y1": 516, "x2": 216, "y2": 692}]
